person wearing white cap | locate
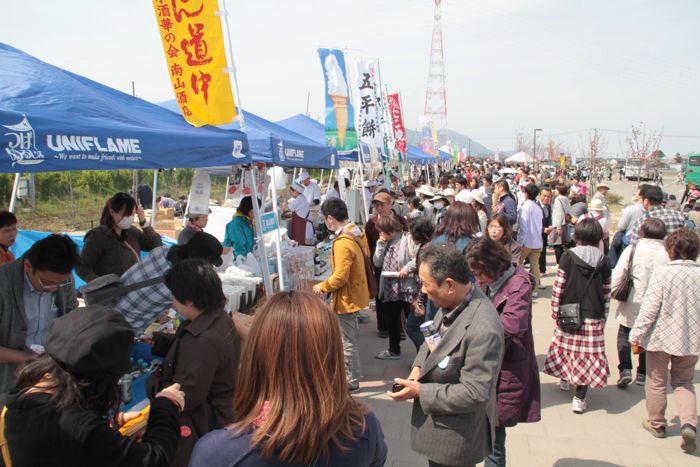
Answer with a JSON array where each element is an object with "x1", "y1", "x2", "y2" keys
[
  {"x1": 442, "y1": 187, "x2": 456, "y2": 205},
  {"x1": 416, "y1": 185, "x2": 435, "y2": 221},
  {"x1": 578, "y1": 198, "x2": 610, "y2": 254},
  {"x1": 298, "y1": 171, "x2": 321, "y2": 207},
  {"x1": 288, "y1": 182, "x2": 314, "y2": 245},
  {"x1": 364, "y1": 179, "x2": 379, "y2": 214},
  {"x1": 429, "y1": 193, "x2": 449, "y2": 227},
  {"x1": 470, "y1": 190, "x2": 489, "y2": 233}
]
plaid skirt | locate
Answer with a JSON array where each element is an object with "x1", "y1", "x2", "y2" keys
[{"x1": 543, "y1": 318, "x2": 609, "y2": 388}]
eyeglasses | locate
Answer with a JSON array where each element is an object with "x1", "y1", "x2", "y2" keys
[{"x1": 34, "y1": 272, "x2": 72, "y2": 291}]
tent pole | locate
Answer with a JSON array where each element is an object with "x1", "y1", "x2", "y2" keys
[
  {"x1": 151, "y1": 170, "x2": 159, "y2": 228},
  {"x1": 326, "y1": 170, "x2": 334, "y2": 194},
  {"x1": 8, "y1": 173, "x2": 20, "y2": 213},
  {"x1": 319, "y1": 169, "x2": 324, "y2": 189},
  {"x1": 224, "y1": 176, "x2": 230, "y2": 204},
  {"x1": 268, "y1": 168, "x2": 285, "y2": 291},
  {"x1": 292, "y1": 168, "x2": 297, "y2": 182},
  {"x1": 249, "y1": 166, "x2": 273, "y2": 295}
]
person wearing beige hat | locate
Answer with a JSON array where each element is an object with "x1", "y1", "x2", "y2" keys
[
  {"x1": 579, "y1": 198, "x2": 610, "y2": 253},
  {"x1": 416, "y1": 185, "x2": 435, "y2": 221},
  {"x1": 429, "y1": 193, "x2": 450, "y2": 227},
  {"x1": 592, "y1": 182, "x2": 611, "y2": 220},
  {"x1": 470, "y1": 190, "x2": 489, "y2": 233},
  {"x1": 442, "y1": 187, "x2": 456, "y2": 205}
]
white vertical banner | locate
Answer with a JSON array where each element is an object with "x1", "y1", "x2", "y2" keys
[{"x1": 355, "y1": 60, "x2": 384, "y2": 163}]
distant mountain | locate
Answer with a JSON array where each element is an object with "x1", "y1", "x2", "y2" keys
[{"x1": 405, "y1": 128, "x2": 494, "y2": 157}]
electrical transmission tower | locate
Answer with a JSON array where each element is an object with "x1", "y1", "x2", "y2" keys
[{"x1": 424, "y1": 0, "x2": 448, "y2": 145}]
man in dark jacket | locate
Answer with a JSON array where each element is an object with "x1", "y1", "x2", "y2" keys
[
  {"x1": 493, "y1": 180, "x2": 518, "y2": 226},
  {"x1": 0, "y1": 234, "x2": 79, "y2": 404},
  {"x1": 537, "y1": 186, "x2": 554, "y2": 277}
]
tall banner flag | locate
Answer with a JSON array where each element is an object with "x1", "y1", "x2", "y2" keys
[
  {"x1": 420, "y1": 116, "x2": 436, "y2": 155},
  {"x1": 318, "y1": 49, "x2": 357, "y2": 154},
  {"x1": 387, "y1": 93, "x2": 407, "y2": 154},
  {"x1": 355, "y1": 60, "x2": 385, "y2": 160},
  {"x1": 152, "y1": 0, "x2": 235, "y2": 127}
]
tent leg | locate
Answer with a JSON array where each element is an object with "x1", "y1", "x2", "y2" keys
[
  {"x1": 319, "y1": 169, "x2": 324, "y2": 189},
  {"x1": 357, "y1": 161, "x2": 369, "y2": 223},
  {"x1": 268, "y1": 171, "x2": 285, "y2": 291},
  {"x1": 224, "y1": 176, "x2": 230, "y2": 204},
  {"x1": 325, "y1": 170, "x2": 334, "y2": 194},
  {"x1": 292, "y1": 168, "x2": 297, "y2": 183},
  {"x1": 8, "y1": 173, "x2": 20, "y2": 213},
  {"x1": 151, "y1": 170, "x2": 159, "y2": 228},
  {"x1": 249, "y1": 166, "x2": 273, "y2": 295}
]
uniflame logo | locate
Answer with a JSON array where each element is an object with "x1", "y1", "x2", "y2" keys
[{"x1": 3, "y1": 115, "x2": 45, "y2": 166}]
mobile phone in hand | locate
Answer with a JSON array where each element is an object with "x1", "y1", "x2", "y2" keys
[{"x1": 392, "y1": 383, "x2": 405, "y2": 393}]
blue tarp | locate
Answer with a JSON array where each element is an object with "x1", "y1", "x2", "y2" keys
[
  {"x1": 276, "y1": 113, "x2": 361, "y2": 163},
  {"x1": 407, "y1": 144, "x2": 435, "y2": 166},
  {"x1": 159, "y1": 103, "x2": 338, "y2": 170},
  {"x1": 0, "y1": 43, "x2": 250, "y2": 173},
  {"x1": 10, "y1": 230, "x2": 177, "y2": 289},
  {"x1": 0, "y1": 43, "x2": 250, "y2": 172}
]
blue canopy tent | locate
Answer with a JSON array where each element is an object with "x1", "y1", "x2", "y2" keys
[
  {"x1": 276, "y1": 113, "x2": 363, "y2": 163},
  {"x1": 159, "y1": 103, "x2": 338, "y2": 170},
  {"x1": 407, "y1": 144, "x2": 435, "y2": 166},
  {"x1": 0, "y1": 43, "x2": 251, "y2": 173}
]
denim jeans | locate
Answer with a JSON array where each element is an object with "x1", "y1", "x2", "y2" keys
[
  {"x1": 617, "y1": 324, "x2": 646, "y2": 374},
  {"x1": 405, "y1": 308, "x2": 425, "y2": 352},
  {"x1": 484, "y1": 426, "x2": 507, "y2": 467}
]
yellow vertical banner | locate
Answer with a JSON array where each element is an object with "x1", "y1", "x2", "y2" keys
[{"x1": 152, "y1": 0, "x2": 235, "y2": 127}]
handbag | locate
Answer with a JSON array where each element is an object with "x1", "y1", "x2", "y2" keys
[
  {"x1": 611, "y1": 243, "x2": 636, "y2": 301},
  {"x1": 146, "y1": 329, "x2": 183, "y2": 399},
  {"x1": 557, "y1": 258, "x2": 603, "y2": 332}
]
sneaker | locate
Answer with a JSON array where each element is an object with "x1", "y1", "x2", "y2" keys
[
  {"x1": 617, "y1": 370, "x2": 633, "y2": 388},
  {"x1": 559, "y1": 380, "x2": 570, "y2": 391},
  {"x1": 378, "y1": 331, "x2": 389, "y2": 339},
  {"x1": 635, "y1": 373, "x2": 646, "y2": 386},
  {"x1": 572, "y1": 397, "x2": 587, "y2": 414},
  {"x1": 532, "y1": 291, "x2": 539, "y2": 298},
  {"x1": 348, "y1": 384, "x2": 360, "y2": 393},
  {"x1": 681, "y1": 424, "x2": 697, "y2": 453},
  {"x1": 357, "y1": 311, "x2": 370, "y2": 323},
  {"x1": 642, "y1": 419, "x2": 666, "y2": 438},
  {"x1": 376, "y1": 350, "x2": 401, "y2": 360},
  {"x1": 538, "y1": 284, "x2": 548, "y2": 290}
]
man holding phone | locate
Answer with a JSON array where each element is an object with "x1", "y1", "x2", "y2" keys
[{"x1": 389, "y1": 244, "x2": 503, "y2": 467}]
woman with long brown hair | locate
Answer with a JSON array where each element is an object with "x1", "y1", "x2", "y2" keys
[
  {"x1": 431, "y1": 201, "x2": 480, "y2": 252},
  {"x1": 189, "y1": 291, "x2": 388, "y2": 467}
]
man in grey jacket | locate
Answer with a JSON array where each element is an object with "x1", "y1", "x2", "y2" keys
[
  {"x1": 390, "y1": 244, "x2": 504, "y2": 467},
  {"x1": 0, "y1": 234, "x2": 79, "y2": 404}
]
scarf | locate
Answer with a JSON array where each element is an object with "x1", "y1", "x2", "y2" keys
[{"x1": 486, "y1": 264, "x2": 516, "y2": 298}]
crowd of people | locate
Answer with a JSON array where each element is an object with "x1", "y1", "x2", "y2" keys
[{"x1": 0, "y1": 160, "x2": 697, "y2": 466}]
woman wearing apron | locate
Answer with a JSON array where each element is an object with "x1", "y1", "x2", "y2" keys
[{"x1": 289, "y1": 182, "x2": 314, "y2": 245}]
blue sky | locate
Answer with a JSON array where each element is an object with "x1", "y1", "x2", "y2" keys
[{"x1": 1, "y1": 0, "x2": 698, "y2": 157}]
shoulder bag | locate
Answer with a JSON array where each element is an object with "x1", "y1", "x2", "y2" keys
[
  {"x1": 611, "y1": 243, "x2": 636, "y2": 302},
  {"x1": 557, "y1": 258, "x2": 603, "y2": 332},
  {"x1": 80, "y1": 274, "x2": 165, "y2": 306}
]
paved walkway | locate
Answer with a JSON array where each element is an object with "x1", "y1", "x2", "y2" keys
[{"x1": 352, "y1": 249, "x2": 700, "y2": 467}]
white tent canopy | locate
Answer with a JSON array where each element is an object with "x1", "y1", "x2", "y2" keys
[{"x1": 505, "y1": 151, "x2": 534, "y2": 164}]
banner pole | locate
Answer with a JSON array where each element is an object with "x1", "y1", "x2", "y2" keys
[
  {"x1": 268, "y1": 173, "x2": 286, "y2": 291},
  {"x1": 151, "y1": 170, "x2": 159, "y2": 228},
  {"x1": 8, "y1": 173, "x2": 20, "y2": 213},
  {"x1": 343, "y1": 48, "x2": 369, "y2": 223},
  {"x1": 220, "y1": 1, "x2": 275, "y2": 295},
  {"x1": 249, "y1": 167, "x2": 273, "y2": 295}
]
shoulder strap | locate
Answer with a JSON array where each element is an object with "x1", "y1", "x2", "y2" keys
[
  {"x1": 0, "y1": 406, "x2": 12, "y2": 467},
  {"x1": 579, "y1": 258, "x2": 604, "y2": 307},
  {"x1": 120, "y1": 275, "x2": 165, "y2": 295}
]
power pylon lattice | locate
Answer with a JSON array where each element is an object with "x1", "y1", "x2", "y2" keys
[{"x1": 424, "y1": 0, "x2": 448, "y2": 144}]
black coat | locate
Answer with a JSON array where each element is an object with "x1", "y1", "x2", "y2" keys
[{"x1": 4, "y1": 393, "x2": 179, "y2": 467}]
